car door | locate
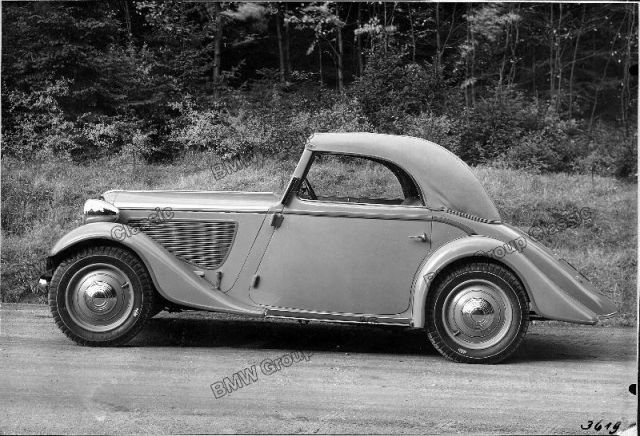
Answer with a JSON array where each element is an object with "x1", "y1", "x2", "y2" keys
[{"x1": 249, "y1": 154, "x2": 431, "y2": 316}]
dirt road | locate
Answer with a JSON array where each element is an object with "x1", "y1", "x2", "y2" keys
[{"x1": 1, "y1": 304, "x2": 636, "y2": 434}]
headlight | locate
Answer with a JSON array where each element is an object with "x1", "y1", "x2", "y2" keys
[{"x1": 83, "y1": 199, "x2": 119, "y2": 223}]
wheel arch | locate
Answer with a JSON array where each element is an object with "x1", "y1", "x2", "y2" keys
[
  {"x1": 46, "y1": 236, "x2": 172, "y2": 306},
  {"x1": 411, "y1": 236, "x2": 535, "y2": 328},
  {"x1": 426, "y1": 255, "x2": 529, "y2": 303},
  {"x1": 50, "y1": 235, "x2": 144, "y2": 277},
  {"x1": 49, "y1": 236, "x2": 138, "y2": 269}
]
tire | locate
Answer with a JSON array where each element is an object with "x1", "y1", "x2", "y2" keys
[
  {"x1": 49, "y1": 245, "x2": 155, "y2": 346},
  {"x1": 426, "y1": 261, "x2": 529, "y2": 364}
]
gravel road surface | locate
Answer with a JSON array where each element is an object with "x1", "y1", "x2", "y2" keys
[{"x1": 1, "y1": 304, "x2": 636, "y2": 434}]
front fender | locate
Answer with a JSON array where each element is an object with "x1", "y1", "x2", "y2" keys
[
  {"x1": 411, "y1": 235, "x2": 617, "y2": 327},
  {"x1": 49, "y1": 222, "x2": 263, "y2": 315}
]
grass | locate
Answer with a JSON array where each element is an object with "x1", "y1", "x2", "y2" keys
[{"x1": 1, "y1": 153, "x2": 636, "y2": 325}]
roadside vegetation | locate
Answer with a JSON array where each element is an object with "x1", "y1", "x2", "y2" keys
[
  {"x1": 1, "y1": 2, "x2": 636, "y2": 323},
  {"x1": 2, "y1": 155, "x2": 636, "y2": 325}
]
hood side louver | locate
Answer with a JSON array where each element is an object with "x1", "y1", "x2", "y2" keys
[{"x1": 127, "y1": 219, "x2": 237, "y2": 270}]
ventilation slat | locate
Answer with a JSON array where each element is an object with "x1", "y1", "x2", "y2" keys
[{"x1": 127, "y1": 219, "x2": 237, "y2": 269}]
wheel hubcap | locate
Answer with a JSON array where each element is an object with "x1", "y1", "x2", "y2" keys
[
  {"x1": 84, "y1": 281, "x2": 117, "y2": 312},
  {"x1": 67, "y1": 264, "x2": 134, "y2": 332},
  {"x1": 443, "y1": 279, "x2": 513, "y2": 350}
]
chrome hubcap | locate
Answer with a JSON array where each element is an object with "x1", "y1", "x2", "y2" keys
[
  {"x1": 84, "y1": 281, "x2": 117, "y2": 312},
  {"x1": 67, "y1": 264, "x2": 134, "y2": 332},
  {"x1": 443, "y1": 279, "x2": 513, "y2": 350}
]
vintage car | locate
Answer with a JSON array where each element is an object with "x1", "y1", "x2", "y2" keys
[{"x1": 40, "y1": 132, "x2": 617, "y2": 363}]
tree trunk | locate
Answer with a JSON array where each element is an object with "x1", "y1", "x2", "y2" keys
[
  {"x1": 275, "y1": 8, "x2": 286, "y2": 84},
  {"x1": 435, "y1": 3, "x2": 442, "y2": 81},
  {"x1": 554, "y1": 4, "x2": 563, "y2": 112},
  {"x1": 470, "y1": 5, "x2": 476, "y2": 106},
  {"x1": 589, "y1": 8, "x2": 628, "y2": 131},
  {"x1": 357, "y1": 2, "x2": 364, "y2": 74},
  {"x1": 465, "y1": 3, "x2": 474, "y2": 107},
  {"x1": 549, "y1": 4, "x2": 555, "y2": 99},
  {"x1": 284, "y1": 3, "x2": 291, "y2": 80},
  {"x1": 498, "y1": 9, "x2": 512, "y2": 94},
  {"x1": 318, "y1": 39, "x2": 323, "y2": 87},
  {"x1": 568, "y1": 5, "x2": 586, "y2": 118},
  {"x1": 532, "y1": 54, "x2": 537, "y2": 97},
  {"x1": 621, "y1": 6, "x2": 636, "y2": 135},
  {"x1": 122, "y1": 0, "x2": 132, "y2": 38},
  {"x1": 408, "y1": 4, "x2": 416, "y2": 63},
  {"x1": 508, "y1": 5, "x2": 520, "y2": 87},
  {"x1": 337, "y1": 24, "x2": 344, "y2": 93},
  {"x1": 383, "y1": 2, "x2": 388, "y2": 54},
  {"x1": 212, "y1": 2, "x2": 223, "y2": 97}
]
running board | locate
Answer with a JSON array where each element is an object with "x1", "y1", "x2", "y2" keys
[{"x1": 265, "y1": 308, "x2": 412, "y2": 326}]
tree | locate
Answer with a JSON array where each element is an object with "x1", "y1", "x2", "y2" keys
[{"x1": 290, "y1": 2, "x2": 346, "y2": 92}]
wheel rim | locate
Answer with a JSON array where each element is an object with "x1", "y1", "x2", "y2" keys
[
  {"x1": 66, "y1": 263, "x2": 135, "y2": 332},
  {"x1": 442, "y1": 279, "x2": 514, "y2": 350}
]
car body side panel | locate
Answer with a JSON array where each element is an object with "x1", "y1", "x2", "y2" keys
[
  {"x1": 48, "y1": 222, "x2": 264, "y2": 315},
  {"x1": 251, "y1": 197, "x2": 432, "y2": 314},
  {"x1": 410, "y1": 234, "x2": 617, "y2": 327},
  {"x1": 472, "y1": 222, "x2": 618, "y2": 318}
]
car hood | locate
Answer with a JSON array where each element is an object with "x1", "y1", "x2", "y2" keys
[{"x1": 102, "y1": 190, "x2": 280, "y2": 213}]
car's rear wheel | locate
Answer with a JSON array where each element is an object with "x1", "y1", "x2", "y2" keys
[
  {"x1": 426, "y1": 262, "x2": 529, "y2": 364},
  {"x1": 49, "y1": 246, "x2": 155, "y2": 346}
]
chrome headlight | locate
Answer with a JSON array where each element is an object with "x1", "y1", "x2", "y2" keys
[{"x1": 83, "y1": 199, "x2": 119, "y2": 223}]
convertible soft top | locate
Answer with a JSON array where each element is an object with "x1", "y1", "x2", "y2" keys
[{"x1": 307, "y1": 132, "x2": 501, "y2": 222}]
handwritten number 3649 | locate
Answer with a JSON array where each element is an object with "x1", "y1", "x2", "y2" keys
[{"x1": 581, "y1": 420, "x2": 621, "y2": 434}]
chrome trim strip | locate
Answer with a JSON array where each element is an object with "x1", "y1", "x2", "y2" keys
[
  {"x1": 283, "y1": 210, "x2": 474, "y2": 234},
  {"x1": 105, "y1": 189, "x2": 276, "y2": 195},
  {"x1": 597, "y1": 311, "x2": 618, "y2": 320},
  {"x1": 122, "y1": 208, "x2": 268, "y2": 214},
  {"x1": 265, "y1": 308, "x2": 412, "y2": 326},
  {"x1": 284, "y1": 209, "x2": 430, "y2": 221}
]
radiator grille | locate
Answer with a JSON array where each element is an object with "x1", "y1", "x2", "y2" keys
[{"x1": 127, "y1": 219, "x2": 237, "y2": 270}]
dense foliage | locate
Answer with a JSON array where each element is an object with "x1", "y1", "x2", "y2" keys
[{"x1": 2, "y1": 1, "x2": 638, "y2": 175}]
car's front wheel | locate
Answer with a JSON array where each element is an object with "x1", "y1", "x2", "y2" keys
[
  {"x1": 426, "y1": 262, "x2": 529, "y2": 364},
  {"x1": 49, "y1": 246, "x2": 155, "y2": 346}
]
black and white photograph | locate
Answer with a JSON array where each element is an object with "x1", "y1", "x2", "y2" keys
[{"x1": 0, "y1": 1, "x2": 638, "y2": 434}]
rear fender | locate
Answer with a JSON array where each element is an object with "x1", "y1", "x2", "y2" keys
[
  {"x1": 49, "y1": 222, "x2": 263, "y2": 315},
  {"x1": 411, "y1": 235, "x2": 611, "y2": 327}
]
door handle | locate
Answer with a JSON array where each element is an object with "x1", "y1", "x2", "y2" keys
[{"x1": 409, "y1": 232, "x2": 429, "y2": 242}]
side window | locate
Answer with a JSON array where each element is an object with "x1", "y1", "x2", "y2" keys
[{"x1": 299, "y1": 154, "x2": 422, "y2": 206}]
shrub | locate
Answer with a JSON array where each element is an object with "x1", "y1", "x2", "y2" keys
[
  {"x1": 456, "y1": 88, "x2": 537, "y2": 164},
  {"x1": 1, "y1": 79, "x2": 76, "y2": 159},
  {"x1": 168, "y1": 97, "x2": 232, "y2": 152},
  {"x1": 351, "y1": 43, "x2": 443, "y2": 132},
  {"x1": 72, "y1": 114, "x2": 149, "y2": 160},
  {"x1": 455, "y1": 87, "x2": 594, "y2": 173},
  {"x1": 394, "y1": 112, "x2": 461, "y2": 152},
  {"x1": 505, "y1": 111, "x2": 582, "y2": 173},
  {"x1": 575, "y1": 124, "x2": 638, "y2": 179},
  {"x1": 166, "y1": 92, "x2": 373, "y2": 160}
]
